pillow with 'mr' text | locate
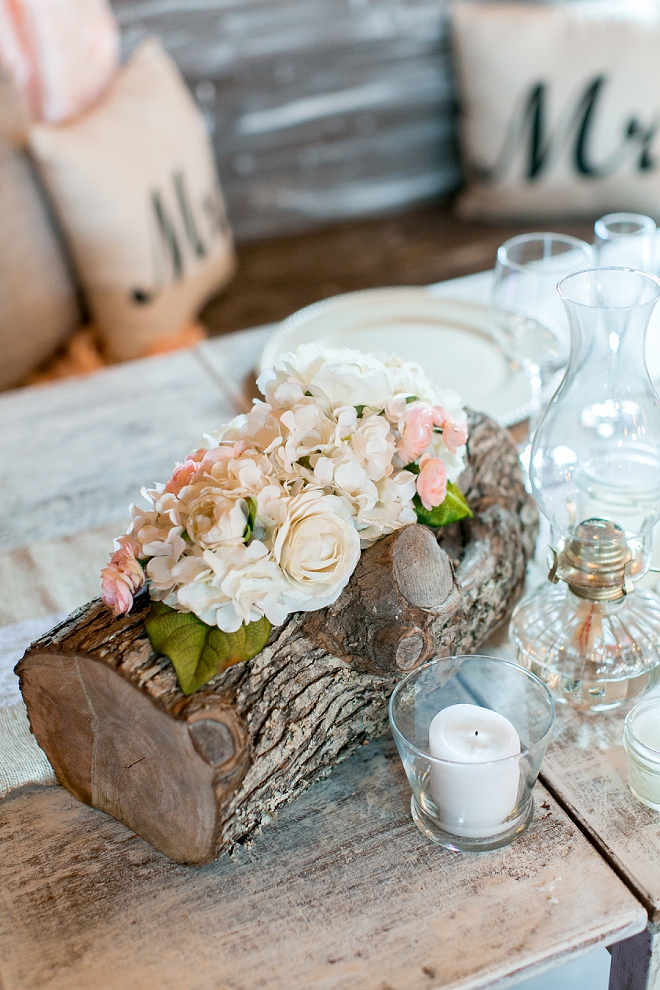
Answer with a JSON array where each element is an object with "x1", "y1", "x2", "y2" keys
[{"x1": 451, "y1": 0, "x2": 660, "y2": 220}]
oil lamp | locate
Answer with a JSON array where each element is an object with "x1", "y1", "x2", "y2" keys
[{"x1": 510, "y1": 268, "x2": 660, "y2": 711}]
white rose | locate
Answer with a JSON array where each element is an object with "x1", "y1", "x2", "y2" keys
[{"x1": 273, "y1": 490, "x2": 360, "y2": 609}]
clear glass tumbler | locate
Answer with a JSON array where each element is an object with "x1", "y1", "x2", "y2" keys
[
  {"x1": 491, "y1": 232, "x2": 594, "y2": 438},
  {"x1": 388, "y1": 655, "x2": 554, "y2": 852},
  {"x1": 595, "y1": 213, "x2": 656, "y2": 273}
]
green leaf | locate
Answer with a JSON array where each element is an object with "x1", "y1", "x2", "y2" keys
[
  {"x1": 244, "y1": 496, "x2": 258, "y2": 542},
  {"x1": 405, "y1": 395, "x2": 419, "y2": 403},
  {"x1": 413, "y1": 482, "x2": 473, "y2": 528},
  {"x1": 354, "y1": 404, "x2": 366, "y2": 418},
  {"x1": 145, "y1": 601, "x2": 271, "y2": 695}
]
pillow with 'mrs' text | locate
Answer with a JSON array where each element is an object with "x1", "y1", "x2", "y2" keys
[{"x1": 451, "y1": 1, "x2": 660, "y2": 220}]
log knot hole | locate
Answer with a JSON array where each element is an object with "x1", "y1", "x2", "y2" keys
[
  {"x1": 189, "y1": 720, "x2": 235, "y2": 766},
  {"x1": 395, "y1": 630, "x2": 425, "y2": 670},
  {"x1": 187, "y1": 707, "x2": 248, "y2": 773}
]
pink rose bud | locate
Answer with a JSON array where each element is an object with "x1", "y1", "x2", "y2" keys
[
  {"x1": 443, "y1": 417, "x2": 468, "y2": 455},
  {"x1": 101, "y1": 536, "x2": 145, "y2": 616},
  {"x1": 399, "y1": 403, "x2": 435, "y2": 464},
  {"x1": 165, "y1": 458, "x2": 199, "y2": 495},
  {"x1": 416, "y1": 454, "x2": 447, "y2": 511},
  {"x1": 431, "y1": 405, "x2": 448, "y2": 427}
]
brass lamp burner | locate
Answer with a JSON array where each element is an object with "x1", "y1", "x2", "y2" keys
[{"x1": 548, "y1": 518, "x2": 635, "y2": 602}]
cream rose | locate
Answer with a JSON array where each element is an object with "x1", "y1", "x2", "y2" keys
[
  {"x1": 181, "y1": 486, "x2": 248, "y2": 549},
  {"x1": 273, "y1": 490, "x2": 360, "y2": 610}
]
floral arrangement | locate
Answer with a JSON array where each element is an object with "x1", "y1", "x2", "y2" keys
[{"x1": 101, "y1": 345, "x2": 471, "y2": 693}]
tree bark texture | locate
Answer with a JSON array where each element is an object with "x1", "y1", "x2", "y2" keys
[{"x1": 17, "y1": 411, "x2": 537, "y2": 865}]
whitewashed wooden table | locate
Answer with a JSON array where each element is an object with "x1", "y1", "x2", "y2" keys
[
  {"x1": 0, "y1": 273, "x2": 656, "y2": 990},
  {"x1": 541, "y1": 699, "x2": 660, "y2": 990}
]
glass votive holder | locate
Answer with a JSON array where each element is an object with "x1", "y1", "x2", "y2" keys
[
  {"x1": 594, "y1": 212, "x2": 656, "y2": 271},
  {"x1": 388, "y1": 655, "x2": 555, "y2": 852},
  {"x1": 624, "y1": 698, "x2": 660, "y2": 811}
]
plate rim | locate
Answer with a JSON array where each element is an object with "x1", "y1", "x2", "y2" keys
[{"x1": 258, "y1": 286, "x2": 535, "y2": 427}]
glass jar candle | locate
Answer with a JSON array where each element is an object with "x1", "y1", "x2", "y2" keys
[
  {"x1": 388, "y1": 655, "x2": 554, "y2": 852},
  {"x1": 624, "y1": 698, "x2": 660, "y2": 811}
]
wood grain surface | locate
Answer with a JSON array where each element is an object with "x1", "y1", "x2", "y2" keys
[
  {"x1": 0, "y1": 521, "x2": 121, "y2": 625},
  {"x1": 0, "y1": 740, "x2": 646, "y2": 990},
  {"x1": 0, "y1": 350, "x2": 235, "y2": 551},
  {"x1": 113, "y1": 1, "x2": 461, "y2": 241},
  {"x1": 541, "y1": 693, "x2": 660, "y2": 923}
]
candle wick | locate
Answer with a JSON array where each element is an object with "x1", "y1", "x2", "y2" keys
[{"x1": 475, "y1": 731, "x2": 478, "y2": 736}]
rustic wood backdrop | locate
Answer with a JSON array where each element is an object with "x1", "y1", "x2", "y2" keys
[{"x1": 111, "y1": 0, "x2": 459, "y2": 240}]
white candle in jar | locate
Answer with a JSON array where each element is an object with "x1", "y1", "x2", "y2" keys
[
  {"x1": 428, "y1": 703, "x2": 521, "y2": 838},
  {"x1": 625, "y1": 700, "x2": 660, "y2": 811}
]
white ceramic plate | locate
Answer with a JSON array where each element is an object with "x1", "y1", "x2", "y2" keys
[{"x1": 259, "y1": 287, "x2": 533, "y2": 427}]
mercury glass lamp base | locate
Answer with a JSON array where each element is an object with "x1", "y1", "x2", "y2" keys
[
  {"x1": 510, "y1": 583, "x2": 660, "y2": 713},
  {"x1": 410, "y1": 794, "x2": 534, "y2": 852}
]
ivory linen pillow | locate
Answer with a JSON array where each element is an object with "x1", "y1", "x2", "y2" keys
[
  {"x1": 452, "y1": 1, "x2": 660, "y2": 221},
  {"x1": 30, "y1": 38, "x2": 235, "y2": 361}
]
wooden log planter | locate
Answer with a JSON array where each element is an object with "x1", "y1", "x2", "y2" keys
[{"x1": 17, "y1": 412, "x2": 538, "y2": 865}]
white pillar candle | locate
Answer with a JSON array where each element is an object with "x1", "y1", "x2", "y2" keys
[
  {"x1": 428, "y1": 703, "x2": 521, "y2": 838},
  {"x1": 625, "y1": 700, "x2": 660, "y2": 811}
]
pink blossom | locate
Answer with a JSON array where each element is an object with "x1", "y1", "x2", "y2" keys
[
  {"x1": 101, "y1": 536, "x2": 145, "y2": 616},
  {"x1": 443, "y1": 417, "x2": 468, "y2": 455},
  {"x1": 431, "y1": 406, "x2": 468, "y2": 455},
  {"x1": 416, "y1": 454, "x2": 447, "y2": 511},
  {"x1": 399, "y1": 403, "x2": 435, "y2": 463},
  {"x1": 165, "y1": 448, "x2": 206, "y2": 494}
]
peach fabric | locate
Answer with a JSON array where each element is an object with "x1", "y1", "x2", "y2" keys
[{"x1": 0, "y1": 0, "x2": 119, "y2": 123}]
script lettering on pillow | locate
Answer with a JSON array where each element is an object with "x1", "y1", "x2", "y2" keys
[
  {"x1": 452, "y1": 1, "x2": 660, "y2": 220},
  {"x1": 30, "y1": 38, "x2": 235, "y2": 361}
]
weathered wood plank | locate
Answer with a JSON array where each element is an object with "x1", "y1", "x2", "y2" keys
[
  {"x1": 0, "y1": 278, "x2": 651, "y2": 990},
  {"x1": 0, "y1": 351, "x2": 236, "y2": 551},
  {"x1": 197, "y1": 324, "x2": 273, "y2": 410},
  {"x1": 111, "y1": 0, "x2": 460, "y2": 239},
  {"x1": 0, "y1": 521, "x2": 121, "y2": 625},
  {"x1": 541, "y1": 692, "x2": 660, "y2": 923},
  {"x1": 0, "y1": 741, "x2": 646, "y2": 990}
]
